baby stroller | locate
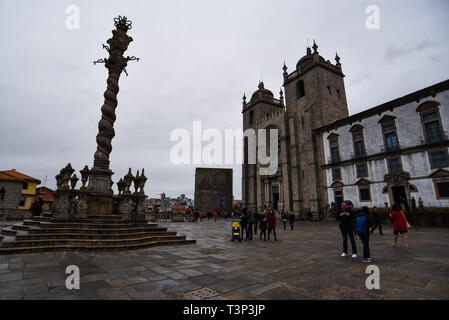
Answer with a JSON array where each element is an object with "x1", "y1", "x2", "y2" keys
[{"x1": 231, "y1": 217, "x2": 242, "y2": 242}]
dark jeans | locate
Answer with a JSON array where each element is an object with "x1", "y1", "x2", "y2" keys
[
  {"x1": 268, "y1": 228, "x2": 277, "y2": 240},
  {"x1": 259, "y1": 229, "x2": 267, "y2": 240},
  {"x1": 289, "y1": 221, "x2": 294, "y2": 230},
  {"x1": 341, "y1": 229, "x2": 357, "y2": 255},
  {"x1": 241, "y1": 224, "x2": 248, "y2": 239},
  {"x1": 247, "y1": 223, "x2": 253, "y2": 240},
  {"x1": 371, "y1": 223, "x2": 383, "y2": 235},
  {"x1": 282, "y1": 220, "x2": 287, "y2": 230},
  {"x1": 254, "y1": 221, "x2": 258, "y2": 234},
  {"x1": 358, "y1": 233, "x2": 371, "y2": 259}
]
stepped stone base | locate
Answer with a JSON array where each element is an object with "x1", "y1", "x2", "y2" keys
[{"x1": 0, "y1": 213, "x2": 195, "y2": 255}]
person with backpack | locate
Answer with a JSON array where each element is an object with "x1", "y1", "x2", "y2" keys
[
  {"x1": 281, "y1": 210, "x2": 288, "y2": 231},
  {"x1": 355, "y1": 206, "x2": 374, "y2": 263},
  {"x1": 336, "y1": 201, "x2": 357, "y2": 258},
  {"x1": 258, "y1": 210, "x2": 268, "y2": 241},
  {"x1": 389, "y1": 203, "x2": 409, "y2": 249}
]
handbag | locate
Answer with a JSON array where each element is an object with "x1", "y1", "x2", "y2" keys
[{"x1": 401, "y1": 211, "x2": 412, "y2": 229}]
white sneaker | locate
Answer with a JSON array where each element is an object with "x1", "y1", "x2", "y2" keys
[
  {"x1": 352, "y1": 254, "x2": 358, "y2": 258},
  {"x1": 341, "y1": 253, "x2": 348, "y2": 257}
]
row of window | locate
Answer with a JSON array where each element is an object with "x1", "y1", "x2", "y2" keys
[
  {"x1": 331, "y1": 152, "x2": 449, "y2": 183},
  {"x1": 334, "y1": 181, "x2": 449, "y2": 203},
  {"x1": 328, "y1": 102, "x2": 446, "y2": 164}
]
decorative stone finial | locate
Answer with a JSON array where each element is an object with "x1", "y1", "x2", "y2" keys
[
  {"x1": 306, "y1": 47, "x2": 312, "y2": 55},
  {"x1": 258, "y1": 81, "x2": 265, "y2": 90},
  {"x1": 282, "y1": 62, "x2": 288, "y2": 73},
  {"x1": 312, "y1": 40, "x2": 318, "y2": 54},
  {"x1": 335, "y1": 52, "x2": 341, "y2": 65},
  {"x1": 243, "y1": 93, "x2": 246, "y2": 104}
]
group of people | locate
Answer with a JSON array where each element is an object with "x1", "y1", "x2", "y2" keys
[
  {"x1": 235, "y1": 208, "x2": 296, "y2": 241},
  {"x1": 337, "y1": 201, "x2": 410, "y2": 263},
  {"x1": 193, "y1": 209, "x2": 218, "y2": 223}
]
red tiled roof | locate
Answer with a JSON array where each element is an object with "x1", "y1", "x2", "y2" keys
[
  {"x1": 36, "y1": 187, "x2": 54, "y2": 202},
  {"x1": 0, "y1": 170, "x2": 41, "y2": 184}
]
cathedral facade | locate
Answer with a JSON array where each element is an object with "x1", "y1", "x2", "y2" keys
[
  {"x1": 242, "y1": 42, "x2": 349, "y2": 218},
  {"x1": 241, "y1": 41, "x2": 449, "y2": 218}
]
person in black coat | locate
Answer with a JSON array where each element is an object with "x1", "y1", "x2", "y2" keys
[{"x1": 336, "y1": 201, "x2": 357, "y2": 257}]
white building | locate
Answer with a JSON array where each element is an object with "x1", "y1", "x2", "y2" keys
[{"x1": 316, "y1": 80, "x2": 449, "y2": 209}]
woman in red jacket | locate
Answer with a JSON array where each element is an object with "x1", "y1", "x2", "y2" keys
[{"x1": 389, "y1": 203, "x2": 409, "y2": 249}]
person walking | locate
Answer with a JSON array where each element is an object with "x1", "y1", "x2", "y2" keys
[
  {"x1": 253, "y1": 210, "x2": 259, "y2": 235},
  {"x1": 267, "y1": 209, "x2": 277, "y2": 241},
  {"x1": 258, "y1": 210, "x2": 268, "y2": 241},
  {"x1": 281, "y1": 210, "x2": 288, "y2": 231},
  {"x1": 246, "y1": 209, "x2": 255, "y2": 240},
  {"x1": 199, "y1": 211, "x2": 205, "y2": 222},
  {"x1": 355, "y1": 207, "x2": 374, "y2": 263},
  {"x1": 213, "y1": 211, "x2": 218, "y2": 222},
  {"x1": 30, "y1": 197, "x2": 43, "y2": 218},
  {"x1": 194, "y1": 209, "x2": 199, "y2": 223},
  {"x1": 288, "y1": 211, "x2": 295, "y2": 230},
  {"x1": 336, "y1": 201, "x2": 357, "y2": 258},
  {"x1": 240, "y1": 208, "x2": 248, "y2": 240},
  {"x1": 389, "y1": 203, "x2": 409, "y2": 249},
  {"x1": 370, "y1": 206, "x2": 383, "y2": 235},
  {"x1": 418, "y1": 197, "x2": 424, "y2": 213},
  {"x1": 411, "y1": 197, "x2": 416, "y2": 211}
]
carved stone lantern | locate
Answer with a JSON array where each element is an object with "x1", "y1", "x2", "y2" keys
[
  {"x1": 79, "y1": 165, "x2": 90, "y2": 190},
  {"x1": 133, "y1": 170, "x2": 140, "y2": 194},
  {"x1": 70, "y1": 174, "x2": 79, "y2": 190},
  {"x1": 117, "y1": 178, "x2": 126, "y2": 195},
  {"x1": 139, "y1": 168, "x2": 147, "y2": 193},
  {"x1": 123, "y1": 168, "x2": 134, "y2": 194},
  {"x1": 55, "y1": 173, "x2": 63, "y2": 190}
]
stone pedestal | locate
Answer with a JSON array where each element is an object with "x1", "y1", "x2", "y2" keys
[
  {"x1": 87, "y1": 168, "x2": 114, "y2": 215},
  {"x1": 51, "y1": 189, "x2": 72, "y2": 220}
]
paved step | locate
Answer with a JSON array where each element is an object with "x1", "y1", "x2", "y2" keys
[
  {"x1": 12, "y1": 225, "x2": 31, "y2": 231},
  {"x1": 0, "y1": 239, "x2": 196, "y2": 254},
  {"x1": 0, "y1": 234, "x2": 187, "y2": 248},
  {"x1": 16, "y1": 231, "x2": 178, "y2": 240},
  {"x1": 23, "y1": 220, "x2": 159, "y2": 229},
  {"x1": 26, "y1": 226, "x2": 168, "y2": 234},
  {"x1": 1, "y1": 227, "x2": 17, "y2": 236}
]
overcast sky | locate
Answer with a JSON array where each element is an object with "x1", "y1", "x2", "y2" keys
[{"x1": 1, "y1": 0, "x2": 448, "y2": 200}]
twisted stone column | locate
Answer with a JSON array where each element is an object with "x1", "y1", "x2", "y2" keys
[{"x1": 87, "y1": 16, "x2": 136, "y2": 215}]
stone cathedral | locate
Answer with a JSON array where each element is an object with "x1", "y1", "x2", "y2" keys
[
  {"x1": 242, "y1": 41, "x2": 349, "y2": 218},
  {"x1": 242, "y1": 40, "x2": 449, "y2": 219}
]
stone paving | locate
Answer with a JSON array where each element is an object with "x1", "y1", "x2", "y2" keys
[{"x1": 0, "y1": 219, "x2": 449, "y2": 300}]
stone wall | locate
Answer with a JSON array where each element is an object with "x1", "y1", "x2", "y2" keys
[
  {"x1": 194, "y1": 168, "x2": 233, "y2": 215},
  {"x1": 0, "y1": 181, "x2": 22, "y2": 210}
]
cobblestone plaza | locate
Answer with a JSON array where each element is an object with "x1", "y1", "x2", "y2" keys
[{"x1": 0, "y1": 219, "x2": 448, "y2": 300}]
